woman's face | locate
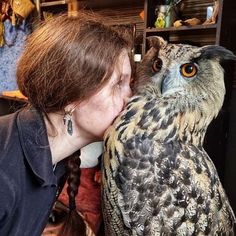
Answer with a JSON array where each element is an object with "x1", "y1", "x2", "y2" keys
[{"x1": 74, "y1": 49, "x2": 132, "y2": 141}]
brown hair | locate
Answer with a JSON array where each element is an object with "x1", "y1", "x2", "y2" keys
[
  {"x1": 17, "y1": 12, "x2": 131, "y2": 113},
  {"x1": 17, "y1": 12, "x2": 132, "y2": 235}
]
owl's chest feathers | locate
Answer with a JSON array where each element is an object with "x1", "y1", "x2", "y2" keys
[{"x1": 114, "y1": 95, "x2": 212, "y2": 147}]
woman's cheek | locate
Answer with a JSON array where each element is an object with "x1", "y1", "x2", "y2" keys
[
  {"x1": 107, "y1": 101, "x2": 123, "y2": 126},
  {"x1": 116, "y1": 96, "x2": 126, "y2": 113}
]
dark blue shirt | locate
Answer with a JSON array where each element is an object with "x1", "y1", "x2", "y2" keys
[{"x1": 0, "y1": 108, "x2": 66, "y2": 235}]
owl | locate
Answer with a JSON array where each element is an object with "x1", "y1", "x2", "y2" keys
[{"x1": 102, "y1": 36, "x2": 236, "y2": 235}]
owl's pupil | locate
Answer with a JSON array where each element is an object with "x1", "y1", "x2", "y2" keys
[
  {"x1": 156, "y1": 59, "x2": 162, "y2": 67},
  {"x1": 185, "y1": 65, "x2": 193, "y2": 73}
]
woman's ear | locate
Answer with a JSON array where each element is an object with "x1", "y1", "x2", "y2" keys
[{"x1": 64, "y1": 103, "x2": 78, "y2": 114}]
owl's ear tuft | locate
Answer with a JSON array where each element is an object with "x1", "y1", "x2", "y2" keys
[
  {"x1": 147, "y1": 36, "x2": 167, "y2": 50},
  {"x1": 200, "y1": 45, "x2": 236, "y2": 62}
]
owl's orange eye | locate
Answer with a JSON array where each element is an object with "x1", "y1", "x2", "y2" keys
[
  {"x1": 180, "y1": 63, "x2": 198, "y2": 78},
  {"x1": 152, "y1": 58, "x2": 163, "y2": 72}
]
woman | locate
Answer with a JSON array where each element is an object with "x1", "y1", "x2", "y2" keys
[{"x1": 0, "y1": 12, "x2": 132, "y2": 235}]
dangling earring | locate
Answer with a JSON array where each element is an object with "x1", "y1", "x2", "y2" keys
[{"x1": 63, "y1": 106, "x2": 76, "y2": 135}]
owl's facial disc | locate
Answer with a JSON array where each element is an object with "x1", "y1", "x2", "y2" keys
[
  {"x1": 153, "y1": 61, "x2": 199, "y2": 96},
  {"x1": 161, "y1": 62, "x2": 198, "y2": 95},
  {"x1": 151, "y1": 73, "x2": 164, "y2": 94}
]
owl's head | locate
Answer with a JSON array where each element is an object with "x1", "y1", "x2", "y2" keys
[{"x1": 136, "y1": 36, "x2": 236, "y2": 116}]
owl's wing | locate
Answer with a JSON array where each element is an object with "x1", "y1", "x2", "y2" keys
[
  {"x1": 115, "y1": 134, "x2": 179, "y2": 235},
  {"x1": 116, "y1": 134, "x2": 236, "y2": 235}
]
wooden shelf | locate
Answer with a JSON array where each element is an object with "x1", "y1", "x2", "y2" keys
[
  {"x1": 1, "y1": 90, "x2": 27, "y2": 101},
  {"x1": 146, "y1": 24, "x2": 217, "y2": 33},
  {"x1": 40, "y1": 0, "x2": 68, "y2": 7},
  {"x1": 81, "y1": 0, "x2": 143, "y2": 9},
  {"x1": 40, "y1": 0, "x2": 143, "y2": 9}
]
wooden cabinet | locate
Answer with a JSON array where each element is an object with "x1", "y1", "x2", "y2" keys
[{"x1": 142, "y1": 0, "x2": 236, "y2": 52}]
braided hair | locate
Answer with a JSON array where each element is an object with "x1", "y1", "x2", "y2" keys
[{"x1": 60, "y1": 150, "x2": 86, "y2": 236}]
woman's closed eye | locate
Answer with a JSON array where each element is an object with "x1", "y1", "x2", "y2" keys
[{"x1": 116, "y1": 79, "x2": 123, "y2": 89}]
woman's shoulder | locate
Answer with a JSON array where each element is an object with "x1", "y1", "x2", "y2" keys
[
  {"x1": 0, "y1": 107, "x2": 35, "y2": 128},
  {"x1": 0, "y1": 108, "x2": 33, "y2": 137},
  {"x1": 0, "y1": 109, "x2": 19, "y2": 125},
  {"x1": 0, "y1": 110, "x2": 20, "y2": 143},
  {"x1": 0, "y1": 108, "x2": 44, "y2": 156}
]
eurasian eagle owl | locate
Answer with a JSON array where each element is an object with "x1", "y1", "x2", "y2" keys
[{"x1": 102, "y1": 36, "x2": 236, "y2": 235}]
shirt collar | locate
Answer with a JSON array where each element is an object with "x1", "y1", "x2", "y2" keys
[{"x1": 17, "y1": 108, "x2": 59, "y2": 187}]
